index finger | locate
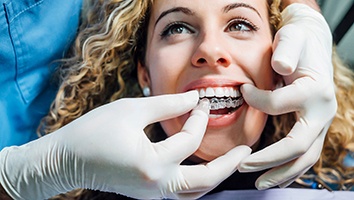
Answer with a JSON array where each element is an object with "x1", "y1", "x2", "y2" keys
[
  {"x1": 119, "y1": 91, "x2": 199, "y2": 128},
  {"x1": 177, "y1": 145, "x2": 251, "y2": 198},
  {"x1": 255, "y1": 127, "x2": 327, "y2": 190},
  {"x1": 238, "y1": 120, "x2": 330, "y2": 172}
]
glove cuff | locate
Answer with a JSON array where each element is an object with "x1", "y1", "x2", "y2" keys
[
  {"x1": 0, "y1": 147, "x2": 19, "y2": 199},
  {"x1": 0, "y1": 135, "x2": 75, "y2": 199}
]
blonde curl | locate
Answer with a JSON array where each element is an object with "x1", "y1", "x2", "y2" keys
[{"x1": 39, "y1": 0, "x2": 152, "y2": 135}]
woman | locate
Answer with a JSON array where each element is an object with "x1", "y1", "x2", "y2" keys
[
  {"x1": 137, "y1": 0, "x2": 276, "y2": 162},
  {"x1": 41, "y1": 0, "x2": 354, "y2": 198}
]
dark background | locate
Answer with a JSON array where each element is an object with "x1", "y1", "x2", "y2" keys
[{"x1": 318, "y1": 0, "x2": 354, "y2": 70}]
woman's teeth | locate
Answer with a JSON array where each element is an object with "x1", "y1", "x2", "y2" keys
[
  {"x1": 197, "y1": 87, "x2": 244, "y2": 111},
  {"x1": 198, "y1": 87, "x2": 241, "y2": 98}
]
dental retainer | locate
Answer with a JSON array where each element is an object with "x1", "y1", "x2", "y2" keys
[{"x1": 203, "y1": 97, "x2": 244, "y2": 110}]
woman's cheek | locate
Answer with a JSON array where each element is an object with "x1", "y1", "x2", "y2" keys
[
  {"x1": 244, "y1": 108, "x2": 268, "y2": 146},
  {"x1": 244, "y1": 47, "x2": 273, "y2": 89}
]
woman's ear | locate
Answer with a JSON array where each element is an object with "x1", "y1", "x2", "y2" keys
[{"x1": 137, "y1": 61, "x2": 151, "y2": 90}]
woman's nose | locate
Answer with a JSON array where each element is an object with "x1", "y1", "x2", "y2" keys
[{"x1": 191, "y1": 33, "x2": 231, "y2": 68}]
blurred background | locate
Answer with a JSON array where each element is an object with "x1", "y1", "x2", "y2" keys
[{"x1": 317, "y1": 0, "x2": 354, "y2": 69}]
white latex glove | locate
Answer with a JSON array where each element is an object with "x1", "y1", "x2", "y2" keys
[
  {"x1": 0, "y1": 91, "x2": 251, "y2": 199},
  {"x1": 238, "y1": 4, "x2": 337, "y2": 189}
]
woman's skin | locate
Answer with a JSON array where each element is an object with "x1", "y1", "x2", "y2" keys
[{"x1": 138, "y1": 0, "x2": 277, "y2": 161}]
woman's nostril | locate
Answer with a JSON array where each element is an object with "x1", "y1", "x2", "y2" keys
[
  {"x1": 218, "y1": 58, "x2": 227, "y2": 63},
  {"x1": 197, "y1": 58, "x2": 207, "y2": 64}
]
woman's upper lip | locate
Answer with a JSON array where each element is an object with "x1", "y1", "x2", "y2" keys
[{"x1": 183, "y1": 78, "x2": 243, "y2": 92}]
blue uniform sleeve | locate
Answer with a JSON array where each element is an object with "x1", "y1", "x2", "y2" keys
[{"x1": 0, "y1": 0, "x2": 82, "y2": 150}]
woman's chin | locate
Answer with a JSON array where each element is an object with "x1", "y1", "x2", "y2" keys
[
  {"x1": 191, "y1": 135, "x2": 260, "y2": 162},
  {"x1": 192, "y1": 141, "x2": 239, "y2": 162},
  {"x1": 192, "y1": 150, "x2": 222, "y2": 162}
]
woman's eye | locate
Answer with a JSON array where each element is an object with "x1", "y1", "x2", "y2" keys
[
  {"x1": 170, "y1": 25, "x2": 189, "y2": 34},
  {"x1": 229, "y1": 23, "x2": 250, "y2": 31},
  {"x1": 227, "y1": 19, "x2": 258, "y2": 32},
  {"x1": 160, "y1": 22, "x2": 194, "y2": 38}
]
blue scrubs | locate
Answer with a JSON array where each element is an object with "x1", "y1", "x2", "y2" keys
[{"x1": 0, "y1": 0, "x2": 82, "y2": 150}]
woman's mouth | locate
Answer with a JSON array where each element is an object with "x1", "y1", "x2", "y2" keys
[{"x1": 197, "y1": 87, "x2": 244, "y2": 118}]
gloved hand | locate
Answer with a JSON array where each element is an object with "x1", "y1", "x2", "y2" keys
[
  {"x1": 238, "y1": 3, "x2": 337, "y2": 189},
  {"x1": 0, "y1": 91, "x2": 251, "y2": 199}
]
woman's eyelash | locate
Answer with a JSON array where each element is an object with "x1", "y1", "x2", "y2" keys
[
  {"x1": 160, "y1": 22, "x2": 194, "y2": 38},
  {"x1": 227, "y1": 17, "x2": 260, "y2": 32},
  {"x1": 159, "y1": 17, "x2": 258, "y2": 39}
]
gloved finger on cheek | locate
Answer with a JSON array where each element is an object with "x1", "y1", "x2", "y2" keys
[{"x1": 272, "y1": 24, "x2": 305, "y2": 76}]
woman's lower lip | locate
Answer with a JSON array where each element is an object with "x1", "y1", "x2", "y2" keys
[{"x1": 207, "y1": 103, "x2": 246, "y2": 127}]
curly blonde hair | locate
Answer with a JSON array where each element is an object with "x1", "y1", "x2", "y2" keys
[
  {"x1": 39, "y1": 0, "x2": 152, "y2": 135},
  {"x1": 41, "y1": 0, "x2": 354, "y2": 198}
]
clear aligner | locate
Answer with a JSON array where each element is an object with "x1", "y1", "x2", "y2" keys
[{"x1": 206, "y1": 97, "x2": 244, "y2": 110}]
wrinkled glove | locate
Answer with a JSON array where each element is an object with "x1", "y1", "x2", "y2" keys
[
  {"x1": 0, "y1": 91, "x2": 251, "y2": 199},
  {"x1": 238, "y1": 3, "x2": 337, "y2": 189}
]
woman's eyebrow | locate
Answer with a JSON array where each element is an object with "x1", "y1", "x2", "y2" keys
[
  {"x1": 223, "y1": 3, "x2": 262, "y2": 20},
  {"x1": 155, "y1": 7, "x2": 195, "y2": 26}
]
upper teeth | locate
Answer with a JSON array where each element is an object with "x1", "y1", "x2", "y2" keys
[{"x1": 197, "y1": 87, "x2": 241, "y2": 98}]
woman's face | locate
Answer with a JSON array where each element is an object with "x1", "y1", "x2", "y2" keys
[{"x1": 138, "y1": 0, "x2": 275, "y2": 161}]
